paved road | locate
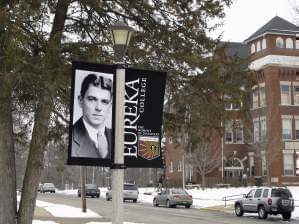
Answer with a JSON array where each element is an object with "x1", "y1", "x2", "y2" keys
[{"x1": 37, "y1": 193, "x2": 298, "y2": 224}]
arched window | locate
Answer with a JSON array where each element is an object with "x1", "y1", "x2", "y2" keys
[
  {"x1": 286, "y1": 38, "x2": 294, "y2": 49},
  {"x1": 276, "y1": 37, "x2": 284, "y2": 48},
  {"x1": 256, "y1": 41, "x2": 261, "y2": 52},
  {"x1": 251, "y1": 43, "x2": 255, "y2": 54},
  {"x1": 262, "y1": 38, "x2": 267, "y2": 50},
  {"x1": 224, "y1": 158, "x2": 244, "y2": 177}
]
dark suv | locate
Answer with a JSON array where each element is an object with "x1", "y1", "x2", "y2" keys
[
  {"x1": 78, "y1": 184, "x2": 100, "y2": 198},
  {"x1": 234, "y1": 187, "x2": 294, "y2": 220}
]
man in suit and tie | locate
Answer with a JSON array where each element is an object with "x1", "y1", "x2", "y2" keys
[{"x1": 72, "y1": 74, "x2": 112, "y2": 159}]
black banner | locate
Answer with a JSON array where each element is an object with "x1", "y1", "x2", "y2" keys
[{"x1": 124, "y1": 68, "x2": 166, "y2": 168}]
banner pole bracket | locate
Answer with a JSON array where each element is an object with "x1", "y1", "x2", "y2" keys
[{"x1": 111, "y1": 163, "x2": 126, "y2": 169}]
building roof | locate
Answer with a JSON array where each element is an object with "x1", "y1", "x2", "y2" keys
[{"x1": 244, "y1": 16, "x2": 299, "y2": 43}]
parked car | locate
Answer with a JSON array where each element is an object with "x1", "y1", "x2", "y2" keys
[
  {"x1": 234, "y1": 187, "x2": 294, "y2": 220},
  {"x1": 78, "y1": 184, "x2": 100, "y2": 198},
  {"x1": 106, "y1": 183, "x2": 138, "y2": 202},
  {"x1": 153, "y1": 188, "x2": 193, "y2": 208},
  {"x1": 40, "y1": 183, "x2": 56, "y2": 193}
]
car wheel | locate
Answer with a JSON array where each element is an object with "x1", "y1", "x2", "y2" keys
[
  {"x1": 282, "y1": 212, "x2": 291, "y2": 220},
  {"x1": 185, "y1": 205, "x2": 190, "y2": 208},
  {"x1": 166, "y1": 200, "x2": 172, "y2": 208},
  {"x1": 106, "y1": 194, "x2": 110, "y2": 201},
  {"x1": 258, "y1": 206, "x2": 267, "y2": 219},
  {"x1": 153, "y1": 199, "x2": 158, "y2": 207},
  {"x1": 78, "y1": 194, "x2": 81, "y2": 198},
  {"x1": 97, "y1": 194, "x2": 100, "y2": 198},
  {"x1": 235, "y1": 203, "x2": 244, "y2": 216},
  {"x1": 133, "y1": 199, "x2": 137, "y2": 203}
]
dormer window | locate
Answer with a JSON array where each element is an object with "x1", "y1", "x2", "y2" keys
[
  {"x1": 262, "y1": 38, "x2": 266, "y2": 50},
  {"x1": 251, "y1": 43, "x2": 255, "y2": 54},
  {"x1": 276, "y1": 37, "x2": 284, "y2": 48},
  {"x1": 256, "y1": 41, "x2": 261, "y2": 52},
  {"x1": 286, "y1": 38, "x2": 294, "y2": 49}
]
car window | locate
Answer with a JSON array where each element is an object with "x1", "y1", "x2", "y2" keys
[
  {"x1": 44, "y1": 183, "x2": 54, "y2": 187},
  {"x1": 124, "y1": 184, "x2": 137, "y2": 190},
  {"x1": 254, "y1": 189, "x2": 262, "y2": 198},
  {"x1": 247, "y1": 190, "x2": 255, "y2": 198},
  {"x1": 262, "y1": 189, "x2": 269, "y2": 198},
  {"x1": 271, "y1": 189, "x2": 292, "y2": 198},
  {"x1": 161, "y1": 190, "x2": 167, "y2": 195},
  {"x1": 171, "y1": 189, "x2": 187, "y2": 194},
  {"x1": 85, "y1": 184, "x2": 97, "y2": 189}
]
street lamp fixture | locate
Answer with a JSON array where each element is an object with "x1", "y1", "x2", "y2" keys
[{"x1": 110, "y1": 21, "x2": 134, "y2": 63}]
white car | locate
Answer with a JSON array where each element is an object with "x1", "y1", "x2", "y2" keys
[
  {"x1": 106, "y1": 183, "x2": 138, "y2": 203},
  {"x1": 40, "y1": 183, "x2": 56, "y2": 193}
]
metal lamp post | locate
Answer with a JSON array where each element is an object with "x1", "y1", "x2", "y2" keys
[{"x1": 110, "y1": 20, "x2": 133, "y2": 224}]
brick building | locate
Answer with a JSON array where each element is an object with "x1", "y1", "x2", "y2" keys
[{"x1": 165, "y1": 16, "x2": 299, "y2": 187}]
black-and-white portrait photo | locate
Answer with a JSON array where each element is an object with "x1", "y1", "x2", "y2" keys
[{"x1": 68, "y1": 62, "x2": 115, "y2": 166}]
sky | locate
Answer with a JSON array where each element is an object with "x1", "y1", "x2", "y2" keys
[
  {"x1": 30, "y1": 187, "x2": 299, "y2": 223},
  {"x1": 216, "y1": 0, "x2": 299, "y2": 42}
]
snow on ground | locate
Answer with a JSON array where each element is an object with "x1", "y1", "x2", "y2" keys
[
  {"x1": 33, "y1": 186, "x2": 299, "y2": 223},
  {"x1": 36, "y1": 200, "x2": 101, "y2": 218}
]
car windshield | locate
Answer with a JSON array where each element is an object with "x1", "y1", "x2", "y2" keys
[
  {"x1": 170, "y1": 189, "x2": 187, "y2": 194},
  {"x1": 271, "y1": 189, "x2": 292, "y2": 198},
  {"x1": 124, "y1": 184, "x2": 137, "y2": 190},
  {"x1": 85, "y1": 184, "x2": 97, "y2": 189},
  {"x1": 44, "y1": 183, "x2": 54, "y2": 187}
]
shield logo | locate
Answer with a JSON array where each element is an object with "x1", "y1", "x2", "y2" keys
[{"x1": 138, "y1": 136, "x2": 160, "y2": 160}]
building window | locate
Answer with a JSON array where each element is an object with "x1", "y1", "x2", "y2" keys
[
  {"x1": 249, "y1": 153, "x2": 255, "y2": 176},
  {"x1": 225, "y1": 123, "x2": 233, "y2": 143},
  {"x1": 253, "y1": 118, "x2": 260, "y2": 142},
  {"x1": 286, "y1": 38, "x2": 294, "y2": 49},
  {"x1": 260, "y1": 85, "x2": 266, "y2": 107},
  {"x1": 178, "y1": 160, "x2": 182, "y2": 172},
  {"x1": 283, "y1": 152, "x2": 294, "y2": 176},
  {"x1": 185, "y1": 165, "x2": 193, "y2": 182},
  {"x1": 235, "y1": 122, "x2": 243, "y2": 143},
  {"x1": 262, "y1": 38, "x2": 267, "y2": 50},
  {"x1": 224, "y1": 95, "x2": 233, "y2": 110},
  {"x1": 282, "y1": 117, "x2": 292, "y2": 140},
  {"x1": 251, "y1": 43, "x2": 255, "y2": 54},
  {"x1": 262, "y1": 153, "x2": 268, "y2": 176},
  {"x1": 296, "y1": 151, "x2": 299, "y2": 176},
  {"x1": 260, "y1": 117, "x2": 267, "y2": 141},
  {"x1": 276, "y1": 37, "x2": 284, "y2": 48},
  {"x1": 169, "y1": 161, "x2": 173, "y2": 173},
  {"x1": 252, "y1": 86, "x2": 259, "y2": 108},
  {"x1": 294, "y1": 84, "x2": 299, "y2": 105},
  {"x1": 281, "y1": 83, "x2": 291, "y2": 105},
  {"x1": 256, "y1": 41, "x2": 261, "y2": 52},
  {"x1": 295, "y1": 118, "x2": 299, "y2": 140}
]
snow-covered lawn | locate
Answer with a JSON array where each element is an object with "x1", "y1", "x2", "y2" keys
[{"x1": 32, "y1": 186, "x2": 299, "y2": 223}]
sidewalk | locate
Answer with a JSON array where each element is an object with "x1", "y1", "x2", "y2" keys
[{"x1": 34, "y1": 206, "x2": 110, "y2": 224}]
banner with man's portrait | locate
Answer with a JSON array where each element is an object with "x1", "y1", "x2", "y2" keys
[
  {"x1": 67, "y1": 61, "x2": 116, "y2": 166},
  {"x1": 124, "y1": 68, "x2": 167, "y2": 168}
]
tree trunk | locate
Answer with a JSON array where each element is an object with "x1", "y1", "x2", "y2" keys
[
  {"x1": 17, "y1": 91, "x2": 51, "y2": 224},
  {"x1": 0, "y1": 80, "x2": 17, "y2": 224},
  {"x1": 17, "y1": 1, "x2": 70, "y2": 223},
  {"x1": 201, "y1": 172, "x2": 206, "y2": 190},
  {"x1": 0, "y1": 1, "x2": 17, "y2": 223}
]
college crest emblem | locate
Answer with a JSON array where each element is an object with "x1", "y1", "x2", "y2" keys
[{"x1": 138, "y1": 136, "x2": 160, "y2": 160}]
